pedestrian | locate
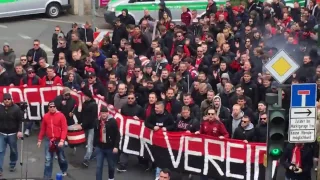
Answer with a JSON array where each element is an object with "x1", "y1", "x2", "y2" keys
[
  {"x1": 79, "y1": 87, "x2": 98, "y2": 167},
  {"x1": 0, "y1": 93, "x2": 23, "y2": 176},
  {"x1": 37, "y1": 101, "x2": 68, "y2": 180},
  {"x1": 280, "y1": 143, "x2": 313, "y2": 180},
  {"x1": 144, "y1": 101, "x2": 175, "y2": 179},
  {"x1": 94, "y1": 106, "x2": 119, "y2": 180}
]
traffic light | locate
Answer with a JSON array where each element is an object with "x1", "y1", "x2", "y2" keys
[{"x1": 268, "y1": 106, "x2": 286, "y2": 160}]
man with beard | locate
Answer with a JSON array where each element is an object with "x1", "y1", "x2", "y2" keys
[
  {"x1": 233, "y1": 115, "x2": 255, "y2": 143},
  {"x1": 0, "y1": 93, "x2": 23, "y2": 176},
  {"x1": 254, "y1": 113, "x2": 268, "y2": 143},
  {"x1": 225, "y1": 104, "x2": 244, "y2": 137},
  {"x1": 117, "y1": 93, "x2": 144, "y2": 172},
  {"x1": 182, "y1": 93, "x2": 200, "y2": 120},
  {"x1": 53, "y1": 87, "x2": 77, "y2": 126},
  {"x1": 176, "y1": 106, "x2": 199, "y2": 132},
  {"x1": 230, "y1": 84, "x2": 253, "y2": 109},
  {"x1": 10, "y1": 64, "x2": 25, "y2": 86},
  {"x1": 200, "y1": 90, "x2": 215, "y2": 118},
  {"x1": 212, "y1": 96, "x2": 231, "y2": 124},
  {"x1": 162, "y1": 88, "x2": 182, "y2": 120},
  {"x1": 253, "y1": 101, "x2": 266, "y2": 125},
  {"x1": 144, "y1": 93, "x2": 157, "y2": 119},
  {"x1": 81, "y1": 72, "x2": 106, "y2": 100}
]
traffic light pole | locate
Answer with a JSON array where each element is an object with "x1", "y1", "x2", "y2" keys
[{"x1": 265, "y1": 87, "x2": 284, "y2": 180}]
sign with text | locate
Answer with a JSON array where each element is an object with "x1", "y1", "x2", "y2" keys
[{"x1": 289, "y1": 84, "x2": 317, "y2": 143}]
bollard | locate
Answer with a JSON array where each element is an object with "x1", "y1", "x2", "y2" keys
[{"x1": 56, "y1": 173, "x2": 63, "y2": 180}]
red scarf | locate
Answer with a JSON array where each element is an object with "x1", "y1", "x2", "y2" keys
[
  {"x1": 145, "y1": 104, "x2": 153, "y2": 118},
  {"x1": 291, "y1": 145, "x2": 302, "y2": 167},
  {"x1": 165, "y1": 101, "x2": 172, "y2": 113},
  {"x1": 195, "y1": 56, "x2": 203, "y2": 70},
  {"x1": 100, "y1": 119, "x2": 107, "y2": 143}
]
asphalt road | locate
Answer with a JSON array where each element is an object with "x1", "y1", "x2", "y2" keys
[{"x1": 0, "y1": 12, "x2": 112, "y2": 65}]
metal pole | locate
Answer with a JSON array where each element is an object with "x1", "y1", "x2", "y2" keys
[
  {"x1": 91, "y1": 0, "x2": 96, "y2": 32},
  {"x1": 318, "y1": 25, "x2": 320, "y2": 47},
  {"x1": 265, "y1": 104, "x2": 272, "y2": 180},
  {"x1": 277, "y1": 87, "x2": 282, "y2": 107}
]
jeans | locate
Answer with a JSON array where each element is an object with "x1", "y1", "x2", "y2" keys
[
  {"x1": 95, "y1": 147, "x2": 116, "y2": 180},
  {"x1": 84, "y1": 128, "x2": 94, "y2": 161},
  {"x1": 0, "y1": 133, "x2": 18, "y2": 172},
  {"x1": 26, "y1": 121, "x2": 33, "y2": 130},
  {"x1": 43, "y1": 139, "x2": 68, "y2": 179}
]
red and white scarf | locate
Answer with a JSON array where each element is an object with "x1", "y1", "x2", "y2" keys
[
  {"x1": 100, "y1": 119, "x2": 107, "y2": 143},
  {"x1": 291, "y1": 145, "x2": 302, "y2": 167}
]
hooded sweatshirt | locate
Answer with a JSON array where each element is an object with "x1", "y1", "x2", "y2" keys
[
  {"x1": 213, "y1": 96, "x2": 231, "y2": 123},
  {"x1": 216, "y1": 73, "x2": 230, "y2": 94},
  {"x1": 230, "y1": 110, "x2": 244, "y2": 137}
]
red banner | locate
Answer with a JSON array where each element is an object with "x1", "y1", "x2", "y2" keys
[{"x1": 0, "y1": 86, "x2": 274, "y2": 179}]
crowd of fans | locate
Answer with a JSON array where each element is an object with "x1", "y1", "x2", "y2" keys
[{"x1": 1, "y1": 0, "x2": 320, "y2": 179}]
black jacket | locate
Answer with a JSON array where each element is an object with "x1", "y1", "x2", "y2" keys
[
  {"x1": 54, "y1": 95, "x2": 77, "y2": 126},
  {"x1": 26, "y1": 48, "x2": 48, "y2": 63},
  {"x1": 93, "y1": 116, "x2": 120, "y2": 149},
  {"x1": 145, "y1": 111, "x2": 175, "y2": 131},
  {"x1": 253, "y1": 123, "x2": 267, "y2": 143},
  {"x1": 233, "y1": 123, "x2": 255, "y2": 142},
  {"x1": 280, "y1": 144, "x2": 313, "y2": 180},
  {"x1": 80, "y1": 99, "x2": 98, "y2": 130},
  {"x1": 175, "y1": 116, "x2": 200, "y2": 132},
  {"x1": 0, "y1": 104, "x2": 22, "y2": 134},
  {"x1": 120, "y1": 103, "x2": 144, "y2": 119}
]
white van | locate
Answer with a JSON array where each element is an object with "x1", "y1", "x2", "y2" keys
[{"x1": 0, "y1": 0, "x2": 71, "y2": 18}]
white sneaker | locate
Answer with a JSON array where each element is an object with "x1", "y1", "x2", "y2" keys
[
  {"x1": 64, "y1": 141, "x2": 68, "y2": 147},
  {"x1": 55, "y1": 155, "x2": 58, "y2": 159},
  {"x1": 62, "y1": 172, "x2": 67, "y2": 176},
  {"x1": 24, "y1": 129, "x2": 30, "y2": 137}
]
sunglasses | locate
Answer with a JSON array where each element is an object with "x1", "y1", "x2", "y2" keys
[
  {"x1": 55, "y1": 29, "x2": 60, "y2": 31},
  {"x1": 207, "y1": 113, "x2": 215, "y2": 115},
  {"x1": 28, "y1": 71, "x2": 34, "y2": 74},
  {"x1": 242, "y1": 121, "x2": 249, "y2": 123},
  {"x1": 128, "y1": 97, "x2": 135, "y2": 100},
  {"x1": 34, "y1": 44, "x2": 39, "y2": 46},
  {"x1": 260, "y1": 118, "x2": 267, "y2": 120},
  {"x1": 49, "y1": 106, "x2": 56, "y2": 108},
  {"x1": 21, "y1": 59, "x2": 27, "y2": 61},
  {"x1": 4, "y1": 99, "x2": 11, "y2": 101}
]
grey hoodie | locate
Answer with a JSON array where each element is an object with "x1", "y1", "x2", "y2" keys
[
  {"x1": 216, "y1": 73, "x2": 230, "y2": 94},
  {"x1": 231, "y1": 111, "x2": 244, "y2": 137}
]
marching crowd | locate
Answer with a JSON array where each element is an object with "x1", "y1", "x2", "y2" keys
[{"x1": 1, "y1": 0, "x2": 320, "y2": 179}]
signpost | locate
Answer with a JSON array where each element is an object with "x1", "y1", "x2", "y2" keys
[
  {"x1": 264, "y1": 50, "x2": 299, "y2": 84},
  {"x1": 289, "y1": 83, "x2": 317, "y2": 143},
  {"x1": 264, "y1": 49, "x2": 299, "y2": 180}
]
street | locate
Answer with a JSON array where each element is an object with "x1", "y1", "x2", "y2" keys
[{"x1": 0, "y1": 12, "x2": 112, "y2": 65}]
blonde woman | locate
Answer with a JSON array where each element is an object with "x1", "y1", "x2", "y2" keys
[{"x1": 217, "y1": 33, "x2": 226, "y2": 47}]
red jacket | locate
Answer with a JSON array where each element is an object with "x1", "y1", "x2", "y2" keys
[
  {"x1": 40, "y1": 75, "x2": 63, "y2": 86},
  {"x1": 200, "y1": 120, "x2": 229, "y2": 138},
  {"x1": 38, "y1": 111, "x2": 68, "y2": 141},
  {"x1": 181, "y1": 11, "x2": 192, "y2": 26}
]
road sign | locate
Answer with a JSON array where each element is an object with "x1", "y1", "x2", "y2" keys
[
  {"x1": 289, "y1": 83, "x2": 317, "y2": 143},
  {"x1": 291, "y1": 83, "x2": 317, "y2": 107},
  {"x1": 264, "y1": 50, "x2": 299, "y2": 84}
]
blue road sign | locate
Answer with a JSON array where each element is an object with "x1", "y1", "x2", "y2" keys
[{"x1": 291, "y1": 83, "x2": 317, "y2": 107}]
